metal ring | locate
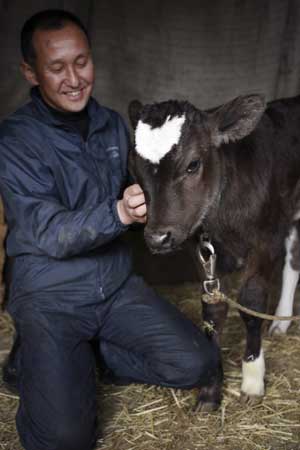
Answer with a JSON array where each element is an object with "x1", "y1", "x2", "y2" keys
[{"x1": 203, "y1": 278, "x2": 220, "y2": 296}]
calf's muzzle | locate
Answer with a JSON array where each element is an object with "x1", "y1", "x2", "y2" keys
[{"x1": 145, "y1": 228, "x2": 173, "y2": 253}]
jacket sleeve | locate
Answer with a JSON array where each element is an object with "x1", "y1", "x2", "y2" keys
[
  {"x1": 115, "y1": 113, "x2": 135, "y2": 187},
  {"x1": 0, "y1": 137, "x2": 128, "y2": 259}
]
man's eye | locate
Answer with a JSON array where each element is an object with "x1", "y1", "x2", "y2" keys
[
  {"x1": 76, "y1": 58, "x2": 87, "y2": 67},
  {"x1": 186, "y1": 159, "x2": 201, "y2": 174},
  {"x1": 51, "y1": 65, "x2": 64, "y2": 73}
]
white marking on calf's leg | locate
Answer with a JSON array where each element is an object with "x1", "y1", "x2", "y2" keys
[
  {"x1": 241, "y1": 349, "x2": 265, "y2": 397},
  {"x1": 135, "y1": 115, "x2": 186, "y2": 164},
  {"x1": 269, "y1": 227, "x2": 299, "y2": 335}
]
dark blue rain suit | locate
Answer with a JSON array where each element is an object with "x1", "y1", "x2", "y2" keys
[{"x1": 0, "y1": 88, "x2": 220, "y2": 450}]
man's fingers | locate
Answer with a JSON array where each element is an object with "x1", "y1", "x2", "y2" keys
[
  {"x1": 136, "y1": 216, "x2": 147, "y2": 224},
  {"x1": 118, "y1": 184, "x2": 147, "y2": 225},
  {"x1": 125, "y1": 204, "x2": 147, "y2": 218},
  {"x1": 127, "y1": 193, "x2": 145, "y2": 209},
  {"x1": 133, "y1": 204, "x2": 147, "y2": 217},
  {"x1": 126, "y1": 183, "x2": 143, "y2": 196}
]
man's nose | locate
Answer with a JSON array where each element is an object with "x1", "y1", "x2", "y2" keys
[{"x1": 65, "y1": 66, "x2": 80, "y2": 87}]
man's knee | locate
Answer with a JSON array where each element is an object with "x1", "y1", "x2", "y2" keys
[{"x1": 153, "y1": 343, "x2": 221, "y2": 388}]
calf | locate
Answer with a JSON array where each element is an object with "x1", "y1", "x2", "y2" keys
[{"x1": 128, "y1": 94, "x2": 300, "y2": 409}]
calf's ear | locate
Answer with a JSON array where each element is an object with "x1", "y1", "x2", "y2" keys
[
  {"x1": 210, "y1": 94, "x2": 266, "y2": 147},
  {"x1": 128, "y1": 100, "x2": 143, "y2": 129}
]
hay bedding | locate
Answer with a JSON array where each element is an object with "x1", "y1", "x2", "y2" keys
[{"x1": 0, "y1": 283, "x2": 300, "y2": 450}]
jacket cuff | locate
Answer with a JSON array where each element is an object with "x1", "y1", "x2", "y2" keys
[{"x1": 111, "y1": 199, "x2": 130, "y2": 231}]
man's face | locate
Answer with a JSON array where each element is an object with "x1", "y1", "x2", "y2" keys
[{"x1": 22, "y1": 22, "x2": 95, "y2": 113}]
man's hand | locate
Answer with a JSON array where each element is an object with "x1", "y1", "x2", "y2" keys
[{"x1": 117, "y1": 184, "x2": 147, "y2": 225}]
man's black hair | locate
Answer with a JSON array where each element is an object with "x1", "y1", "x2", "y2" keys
[{"x1": 21, "y1": 9, "x2": 90, "y2": 65}]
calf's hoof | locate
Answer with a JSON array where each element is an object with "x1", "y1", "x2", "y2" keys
[
  {"x1": 269, "y1": 320, "x2": 291, "y2": 336},
  {"x1": 193, "y1": 384, "x2": 221, "y2": 413},
  {"x1": 193, "y1": 398, "x2": 220, "y2": 413},
  {"x1": 240, "y1": 391, "x2": 263, "y2": 406}
]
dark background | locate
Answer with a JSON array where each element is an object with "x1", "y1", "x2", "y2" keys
[{"x1": 1, "y1": 0, "x2": 300, "y2": 283}]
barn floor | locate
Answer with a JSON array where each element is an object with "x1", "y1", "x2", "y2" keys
[{"x1": 0, "y1": 282, "x2": 300, "y2": 450}]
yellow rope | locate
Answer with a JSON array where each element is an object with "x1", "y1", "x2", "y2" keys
[{"x1": 202, "y1": 290, "x2": 300, "y2": 321}]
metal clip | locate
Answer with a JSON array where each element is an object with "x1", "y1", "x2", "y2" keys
[
  {"x1": 196, "y1": 234, "x2": 221, "y2": 298},
  {"x1": 197, "y1": 242, "x2": 217, "y2": 281}
]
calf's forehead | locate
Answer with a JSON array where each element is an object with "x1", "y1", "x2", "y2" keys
[{"x1": 135, "y1": 114, "x2": 186, "y2": 164}]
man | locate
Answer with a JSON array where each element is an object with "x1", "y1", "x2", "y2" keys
[{"x1": 0, "y1": 9, "x2": 220, "y2": 450}]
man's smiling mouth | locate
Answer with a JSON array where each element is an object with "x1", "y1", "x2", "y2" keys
[{"x1": 63, "y1": 88, "x2": 85, "y2": 98}]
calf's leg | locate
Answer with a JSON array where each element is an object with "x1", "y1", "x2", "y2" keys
[
  {"x1": 269, "y1": 226, "x2": 300, "y2": 335},
  {"x1": 195, "y1": 300, "x2": 228, "y2": 411},
  {"x1": 239, "y1": 276, "x2": 267, "y2": 402}
]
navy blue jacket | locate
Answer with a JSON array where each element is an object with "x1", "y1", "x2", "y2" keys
[{"x1": 0, "y1": 88, "x2": 133, "y2": 310}]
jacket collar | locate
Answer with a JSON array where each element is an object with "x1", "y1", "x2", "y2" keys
[{"x1": 30, "y1": 87, "x2": 110, "y2": 133}]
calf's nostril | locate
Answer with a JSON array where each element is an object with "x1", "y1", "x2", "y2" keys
[{"x1": 150, "y1": 231, "x2": 171, "y2": 247}]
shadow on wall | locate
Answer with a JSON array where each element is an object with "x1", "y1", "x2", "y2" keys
[{"x1": 126, "y1": 230, "x2": 199, "y2": 284}]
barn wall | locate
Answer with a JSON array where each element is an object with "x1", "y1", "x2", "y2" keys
[
  {"x1": 1, "y1": 0, "x2": 300, "y2": 121},
  {"x1": 0, "y1": 0, "x2": 300, "y2": 286}
]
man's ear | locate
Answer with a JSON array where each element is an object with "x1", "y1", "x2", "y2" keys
[
  {"x1": 20, "y1": 61, "x2": 39, "y2": 86},
  {"x1": 128, "y1": 100, "x2": 143, "y2": 129},
  {"x1": 208, "y1": 94, "x2": 266, "y2": 147}
]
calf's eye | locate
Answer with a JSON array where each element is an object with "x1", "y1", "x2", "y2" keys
[{"x1": 186, "y1": 159, "x2": 201, "y2": 174}]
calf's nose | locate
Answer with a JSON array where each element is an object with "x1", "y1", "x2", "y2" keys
[{"x1": 146, "y1": 230, "x2": 172, "y2": 250}]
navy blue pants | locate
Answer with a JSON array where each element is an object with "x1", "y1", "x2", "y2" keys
[{"x1": 10, "y1": 275, "x2": 220, "y2": 450}]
